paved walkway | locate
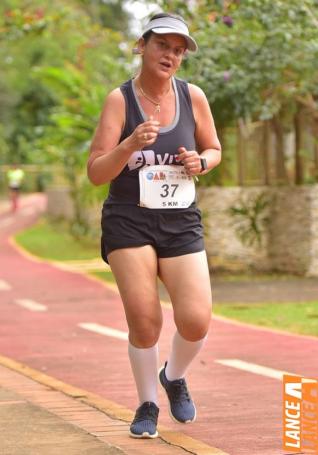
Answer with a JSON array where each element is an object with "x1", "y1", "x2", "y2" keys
[
  {"x1": 0, "y1": 365, "x2": 125, "y2": 455},
  {"x1": 1, "y1": 358, "x2": 198, "y2": 455},
  {"x1": 211, "y1": 275, "x2": 318, "y2": 304},
  {"x1": 1, "y1": 193, "x2": 318, "y2": 455}
]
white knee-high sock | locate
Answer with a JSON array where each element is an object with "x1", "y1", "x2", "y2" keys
[
  {"x1": 128, "y1": 342, "x2": 159, "y2": 406},
  {"x1": 165, "y1": 331, "x2": 207, "y2": 381}
]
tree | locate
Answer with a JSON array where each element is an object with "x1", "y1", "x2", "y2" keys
[
  {"x1": 77, "y1": 0, "x2": 131, "y2": 32},
  {"x1": 158, "y1": 0, "x2": 318, "y2": 184},
  {"x1": 0, "y1": 0, "x2": 131, "y2": 235}
]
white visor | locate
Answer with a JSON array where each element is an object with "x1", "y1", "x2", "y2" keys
[{"x1": 141, "y1": 17, "x2": 198, "y2": 53}]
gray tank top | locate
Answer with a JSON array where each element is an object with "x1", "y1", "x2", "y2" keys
[{"x1": 105, "y1": 77, "x2": 196, "y2": 205}]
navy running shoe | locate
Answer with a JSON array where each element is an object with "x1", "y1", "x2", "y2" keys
[
  {"x1": 129, "y1": 401, "x2": 159, "y2": 438},
  {"x1": 159, "y1": 362, "x2": 196, "y2": 424}
]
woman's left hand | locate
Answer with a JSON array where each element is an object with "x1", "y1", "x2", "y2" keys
[{"x1": 177, "y1": 146, "x2": 202, "y2": 176}]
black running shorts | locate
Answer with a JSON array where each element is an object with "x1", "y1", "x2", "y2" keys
[{"x1": 101, "y1": 204, "x2": 205, "y2": 264}]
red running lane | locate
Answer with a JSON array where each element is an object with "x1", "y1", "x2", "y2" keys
[{"x1": 1, "y1": 193, "x2": 318, "y2": 455}]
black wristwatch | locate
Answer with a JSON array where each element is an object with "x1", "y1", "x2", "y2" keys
[{"x1": 200, "y1": 157, "x2": 208, "y2": 173}]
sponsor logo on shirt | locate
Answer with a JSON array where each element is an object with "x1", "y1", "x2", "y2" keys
[{"x1": 127, "y1": 150, "x2": 179, "y2": 171}]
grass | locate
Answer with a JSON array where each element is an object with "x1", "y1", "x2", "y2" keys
[
  {"x1": 213, "y1": 302, "x2": 318, "y2": 337},
  {"x1": 15, "y1": 218, "x2": 100, "y2": 261},
  {"x1": 15, "y1": 218, "x2": 318, "y2": 337}
]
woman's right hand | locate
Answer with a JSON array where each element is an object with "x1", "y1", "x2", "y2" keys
[{"x1": 128, "y1": 117, "x2": 160, "y2": 150}]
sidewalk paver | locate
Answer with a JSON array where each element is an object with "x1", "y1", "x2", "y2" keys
[
  {"x1": 0, "y1": 362, "x2": 201, "y2": 455},
  {"x1": 0, "y1": 375, "x2": 124, "y2": 455}
]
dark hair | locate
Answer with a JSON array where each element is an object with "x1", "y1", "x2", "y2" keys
[{"x1": 142, "y1": 12, "x2": 187, "y2": 43}]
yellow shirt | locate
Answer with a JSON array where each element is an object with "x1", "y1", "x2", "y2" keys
[{"x1": 7, "y1": 169, "x2": 25, "y2": 189}]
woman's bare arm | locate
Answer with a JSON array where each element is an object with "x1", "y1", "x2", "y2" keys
[{"x1": 87, "y1": 88, "x2": 159, "y2": 185}]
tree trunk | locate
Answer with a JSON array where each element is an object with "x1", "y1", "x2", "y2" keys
[
  {"x1": 294, "y1": 108, "x2": 303, "y2": 185},
  {"x1": 261, "y1": 120, "x2": 270, "y2": 185},
  {"x1": 65, "y1": 163, "x2": 89, "y2": 236},
  {"x1": 236, "y1": 120, "x2": 244, "y2": 185},
  {"x1": 271, "y1": 116, "x2": 288, "y2": 183},
  {"x1": 313, "y1": 118, "x2": 318, "y2": 182},
  {"x1": 217, "y1": 125, "x2": 225, "y2": 186}
]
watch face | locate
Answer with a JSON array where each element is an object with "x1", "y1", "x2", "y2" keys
[{"x1": 200, "y1": 157, "x2": 207, "y2": 171}]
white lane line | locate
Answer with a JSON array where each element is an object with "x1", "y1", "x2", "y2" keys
[
  {"x1": 14, "y1": 299, "x2": 47, "y2": 312},
  {"x1": 215, "y1": 359, "x2": 294, "y2": 380},
  {"x1": 0, "y1": 280, "x2": 11, "y2": 291},
  {"x1": 79, "y1": 323, "x2": 128, "y2": 341}
]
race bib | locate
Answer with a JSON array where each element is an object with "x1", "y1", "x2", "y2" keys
[{"x1": 139, "y1": 165, "x2": 195, "y2": 209}]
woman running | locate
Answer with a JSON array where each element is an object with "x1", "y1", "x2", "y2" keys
[{"x1": 88, "y1": 12, "x2": 221, "y2": 439}]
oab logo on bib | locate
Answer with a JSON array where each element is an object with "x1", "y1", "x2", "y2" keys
[{"x1": 139, "y1": 165, "x2": 195, "y2": 209}]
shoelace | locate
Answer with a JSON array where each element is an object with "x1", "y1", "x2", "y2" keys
[
  {"x1": 135, "y1": 404, "x2": 158, "y2": 422},
  {"x1": 168, "y1": 379, "x2": 191, "y2": 403}
]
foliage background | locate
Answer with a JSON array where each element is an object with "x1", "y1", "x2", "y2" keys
[
  {"x1": 0, "y1": 0, "x2": 134, "y2": 234},
  {"x1": 1, "y1": 0, "x2": 318, "y2": 234}
]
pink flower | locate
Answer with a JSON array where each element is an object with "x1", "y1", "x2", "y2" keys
[
  {"x1": 222, "y1": 16, "x2": 234, "y2": 27},
  {"x1": 223, "y1": 71, "x2": 231, "y2": 82}
]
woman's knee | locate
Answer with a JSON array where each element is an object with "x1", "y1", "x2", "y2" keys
[
  {"x1": 175, "y1": 309, "x2": 211, "y2": 341},
  {"x1": 128, "y1": 314, "x2": 162, "y2": 348}
]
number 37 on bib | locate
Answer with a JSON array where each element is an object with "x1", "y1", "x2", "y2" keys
[{"x1": 139, "y1": 165, "x2": 196, "y2": 209}]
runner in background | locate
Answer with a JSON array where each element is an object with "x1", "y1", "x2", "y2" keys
[
  {"x1": 6, "y1": 164, "x2": 25, "y2": 213},
  {"x1": 88, "y1": 12, "x2": 221, "y2": 439}
]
